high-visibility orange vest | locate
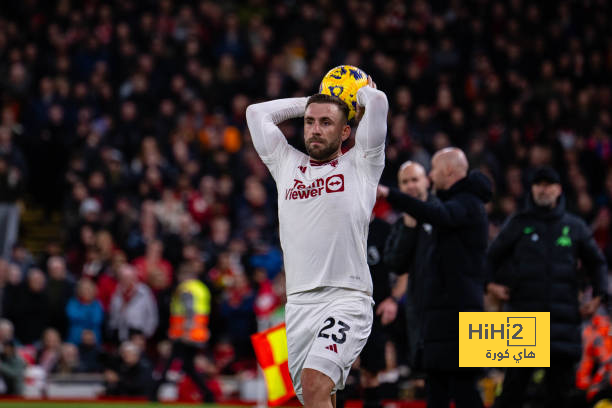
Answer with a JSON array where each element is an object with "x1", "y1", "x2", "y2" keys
[
  {"x1": 169, "y1": 279, "x2": 211, "y2": 343},
  {"x1": 577, "y1": 314, "x2": 612, "y2": 400},
  {"x1": 251, "y1": 323, "x2": 295, "y2": 406}
]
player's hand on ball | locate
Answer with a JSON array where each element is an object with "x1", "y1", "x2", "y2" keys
[
  {"x1": 354, "y1": 76, "x2": 376, "y2": 124},
  {"x1": 319, "y1": 65, "x2": 368, "y2": 121},
  {"x1": 376, "y1": 297, "x2": 398, "y2": 325},
  {"x1": 367, "y1": 75, "x2": 376, "y2": 89}
]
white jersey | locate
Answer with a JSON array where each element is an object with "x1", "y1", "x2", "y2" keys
[{"x1": 246, "y1": 87, "x2": 388, "y2": 296}]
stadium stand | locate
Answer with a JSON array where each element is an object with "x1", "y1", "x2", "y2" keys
[{"x1": 0, "y1": 0, "x2": 610, "y2": 404}]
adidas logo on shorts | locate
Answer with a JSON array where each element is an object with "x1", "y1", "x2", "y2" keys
[{"x1": 325, "y1": 344, "x2": 338, "y2": 353}]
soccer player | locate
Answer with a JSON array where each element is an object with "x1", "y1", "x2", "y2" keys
[{"x1": 246, "y1": 77, "x2": 388, "y2": 408}]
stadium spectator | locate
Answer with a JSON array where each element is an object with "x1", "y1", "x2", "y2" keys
[
  {"x1": 108, "y1": 264, "x2": 158, "y2": 342},
  {"x1": 45, "y1": 256, "x2": 75, "y2": 339},
  {"x1": 0, "y1": 147, "x2": 24, "y2": 259},
  {"x1": 96, "y1": 250, "x2": 123, "y2": 312},
  {"x1": 65, "y1": 225, "x2": 97, "y2": 278},
  {"x1": 8, "y1": 268, "x2": 49, "y2": 345},
  {"x1": 487, "y1": 166, "x2": 608, "y2": 408},
  {"x1": 52, "y1": 343, "x2": 82, "y2": 375},
  {"x1": 9, "y1": 244, "x2": 35, "y2": 280},
  {"x1": 219, "y1": 272, "x2": 256, "y2": 361},
  {"x1": 0, "y1": 260, "x2": 9, "y2": 318},
  {"x1": 0, "y1": 320, "x2": 15, "y2": 346},
  {"x1": 36, "y1": 328, "x2": 62, "y2": 373},
  {"x1": 0, "y1": 340, "x2": 25, "y2": 395},
  {"x1": 131, "y1": 239, "x2": 173, "y2": 292},
  {"x1": 77, "y1": 330, "x2": 102, "y2": 373},
  {"x1": 65, "y1": 278, "x2": 104, "y2": 345},
  {"x1": 252, "y1": 267, "x2": 281, "y2": 330}
]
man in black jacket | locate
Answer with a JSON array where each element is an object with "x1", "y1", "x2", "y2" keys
[
  {"x1": 377, "y1": 161, "x2": 436, "y2": 374},
  {"x1": 105, "y1": 341, "x2": 153, "y2": 397},
  {"x1": 357, "y1": 213, "x2": 392, "y2": 408},
  {"x1": 378, "y1": 147, "x2": 491, "y2": 408},
  {"x1": 487, "y1": 166, "x2": 608, "y2": 408}
]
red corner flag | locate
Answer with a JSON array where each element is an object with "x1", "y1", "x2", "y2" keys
[{"x1": 251, "y1": 323, "x2": 295, "y2": 406}]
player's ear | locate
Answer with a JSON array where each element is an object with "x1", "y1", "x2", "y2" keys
[{"x1": 341, "y1": 124, "x2": 351, "y2": 141}]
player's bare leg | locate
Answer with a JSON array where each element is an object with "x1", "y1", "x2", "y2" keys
[{"x1": 302, "y1": 368, "x2": 335, "y2": 408}]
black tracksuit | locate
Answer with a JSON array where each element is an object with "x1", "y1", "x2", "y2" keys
[
  {"x1": 487, "y1": 194, "x2": 608, "y2": 408},
  {"x1": 384, "y1": 194, "x2": 437, "y2": 371},
  {"x1": 386, "y1": 170, "x2": 492, "y2": 408}
]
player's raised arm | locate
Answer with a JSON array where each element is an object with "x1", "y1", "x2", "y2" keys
[
  {"x1": 354, "y1": 78, "x2": 389, "y2": 153},
  {"x1": 245, "y1": 97, "x2": 308, "y2": 162}
]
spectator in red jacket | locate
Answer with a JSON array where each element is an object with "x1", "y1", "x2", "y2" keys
[{"x1": 132, "y1": 240, "x2": 173, "y2": 292}]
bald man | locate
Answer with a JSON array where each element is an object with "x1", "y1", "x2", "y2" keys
[
  {"x1": 375, "y1": 162, "x2": 435, "y2": 375},
  {"x1": 378, "y1": 148, "x2": 492, "y2": 408}
]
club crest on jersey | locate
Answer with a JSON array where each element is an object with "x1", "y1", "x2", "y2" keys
[{"x1": 285, "y1": 174, "x2": 344, "y2": 200}]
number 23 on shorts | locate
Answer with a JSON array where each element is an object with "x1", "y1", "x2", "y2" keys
[{"x1": 318, "y1": 317, "x2": 351, "y2": 344}]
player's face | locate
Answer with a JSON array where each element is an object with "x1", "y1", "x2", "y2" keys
[
  {"x1": 304, "y1": 103, "x2": 350, "y2": 161},
  {"x1": 532, "y1": 182, "x2": 562, "y2": 208},
  {"x1": 398, "y1": 165, "x2": 429, "y2": 200}
]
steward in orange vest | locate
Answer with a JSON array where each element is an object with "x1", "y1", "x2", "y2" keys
[
  {"x1": 151, "y1": 265, "x2": 215, "y2": 402},
  {"x1": 168, "y1": 277, "x2": 211, "y2": 343}
]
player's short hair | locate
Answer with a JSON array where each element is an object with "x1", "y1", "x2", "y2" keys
[{"x1": 306, "y1": 94, "x2": 350, "y2": 123}]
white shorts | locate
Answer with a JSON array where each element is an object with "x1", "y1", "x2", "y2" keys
[{"x1": 285, "y1": 289, "x2": 373, "y2": 403}]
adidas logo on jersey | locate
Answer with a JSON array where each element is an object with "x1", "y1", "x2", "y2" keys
[
  {"x1": 325, "y1": 344, "x2": 338, "y2": 353},
  {"x1": 285, "y1": 174, "x2": 344, "y2": 201}
]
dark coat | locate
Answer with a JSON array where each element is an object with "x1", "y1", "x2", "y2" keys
[
  {"x1": 46, "y1": 277, "x2": 75, "y2": 339},
  {"x1": 360, "y1": 217, "x2": 392, "y2": 374},
  {"x1": 487, "y1": 194, "x2": 608, "y2": 359},
  {"x1": 9, "y1": 286, "x2": 50, "y2": 345},
  {"x1": 386, "y1": 170, "x2": 492, "y2": 371},
  {"x1": 0, "y1": 167, "x2": 23, "y2": 203},
  {"x1": 384, "y1": 194, "x2": 437, "y2": 369},
  {"x1": 107, "y1": 357, "x2": 153, "y2": 397},
  {"x1": 368, "y1": 217, "x2": 392, "y2": 305}
]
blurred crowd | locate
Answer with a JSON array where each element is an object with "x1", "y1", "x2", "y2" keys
[{"x1": 0, "y1": 0, "x2": 610, "y2": 402}]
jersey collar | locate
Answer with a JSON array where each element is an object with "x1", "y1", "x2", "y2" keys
[{"x1": 309, "y1": 146, "x2": 351, "y2": 166}]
